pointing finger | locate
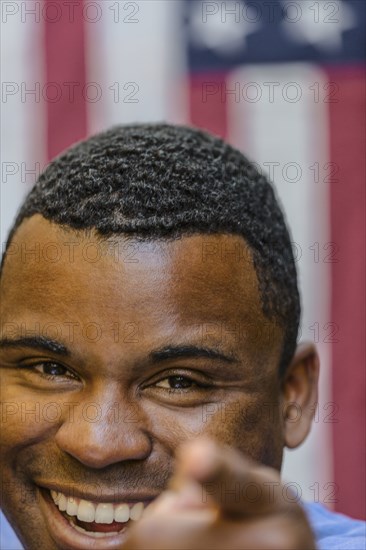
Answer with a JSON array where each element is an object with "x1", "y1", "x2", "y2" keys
[{"x1": 173, "y1": 437, "x2": 287, "y2": 519}]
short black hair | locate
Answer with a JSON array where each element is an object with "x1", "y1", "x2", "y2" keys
[{"x1": 2, "y1": 123, "x2": 300, "y2": 377}]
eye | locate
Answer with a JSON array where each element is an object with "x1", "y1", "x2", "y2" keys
[
  {"x1": 155, "y1": 375, "x2": 196, "y2": 390},
  {"x1": 24, "y1": 362, "x2": 79, "y2": 381},
  {"x1": 35, "y1": 362, "x2": 70, "y2": 376}
]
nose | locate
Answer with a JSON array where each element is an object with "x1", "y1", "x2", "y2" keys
[{"x1": 55, "y1": 393, "x2": 152, "y2": 468}]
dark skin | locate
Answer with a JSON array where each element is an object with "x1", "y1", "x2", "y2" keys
[{"x1": 0, "y1": 215, "x2": 319, "y2": 550}]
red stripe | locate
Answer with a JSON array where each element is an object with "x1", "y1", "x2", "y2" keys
[
  {"x1": 44, "y1": 0, "x2": 87, "y2": 160},
  {"x1": 189, "y1": 73, "x2": 228, "y2": 139},
  {"x1": 327, "y1": 66, "x2": 366, "y2": 520}
]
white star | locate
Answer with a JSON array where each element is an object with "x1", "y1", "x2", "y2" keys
[
  {"x1": 281, "y1": 0, "x2": 356, "y2": 52},
  {"x1": 189, "y1": 0, "x2": 261, "y2": 56}
]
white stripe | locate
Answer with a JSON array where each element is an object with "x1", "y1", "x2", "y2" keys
[
  {"x1": 86, "y1": 0, "x2": 188, "y2": 134},
  {"x1": 228, "y1": 64, "x2": 332, "y2": 504},
  {"x1": 1, "y1": 1, "x2": 46, "y2": 246}
]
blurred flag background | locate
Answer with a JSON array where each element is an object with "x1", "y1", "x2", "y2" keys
[{"x1": 1, "y1": 0, "x2": 365, "y2": 520}]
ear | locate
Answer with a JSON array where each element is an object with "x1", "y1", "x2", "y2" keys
[{"x1": 282, "y1": 342, "x2": 320, "y2": 449}]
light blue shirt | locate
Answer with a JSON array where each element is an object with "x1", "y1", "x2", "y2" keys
[
  {"x1": 302, "y1": 502, "x2": 366, "y2": 550},
  {"x1": 1, "y1": 502, "x2": 365, "y2": 549},
  {"x1": 0, "y1": 512, "x2": 22, "y2": 550}
]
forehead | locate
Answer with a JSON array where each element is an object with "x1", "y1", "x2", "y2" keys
[{"x1": 1, "y1": 215, "x2": 282, "y2": 368}]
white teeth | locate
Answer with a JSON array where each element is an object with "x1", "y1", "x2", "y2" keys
[
  {"x1": 58, "y1": 494, "x2": 67, "y2": 512},
  {"x1": 130, "y1": 502, "x2": 144, "y2": 521},
  {"x1": 95, "y1": 503, "x2": 114, "y2": 524},
  {"x1": 50, "y1": 490, "x2": 59, "y2": 503},
  {"x1": 50, "y1": 490, "x2": 145, "y2": 525},
  {"x1": 66, "y1": 497, "x2": 78, "y2": 517},
  {"x1": 77, "y1": 500, "x2": 96, "y2": 523},
  {"x1": 114, "y1": 504, "x2": 130, "y2": 523}
]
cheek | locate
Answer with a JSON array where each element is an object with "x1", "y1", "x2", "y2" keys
[
  {"x1": 222, "y1": 397, "x2": 284, "y2": 467},
  {"x1": 143, "y1": 403, "x2": 211, "y2": 446},
  {"x1": 0, "y1": 380, "x2": 62, "y2": 454},
  {"x1": 142, "y1": 395, "x2": 281, "y2": 458},
  {"x1": 144, "y1": 394, "x2": 284, "y2": 468}
]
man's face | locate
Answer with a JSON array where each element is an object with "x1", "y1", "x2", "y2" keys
[{"x1": 0, "y1": 215, "x2": 285, "y2": 550}]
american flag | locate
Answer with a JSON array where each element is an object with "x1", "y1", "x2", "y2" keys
[{"x1": 1, "y1": 0, "x2": 365, "y2": 520}]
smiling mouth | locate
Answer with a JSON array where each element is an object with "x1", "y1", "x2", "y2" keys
[{"x1": 48, "y1": 489, "x2": 147, "y2": 539}]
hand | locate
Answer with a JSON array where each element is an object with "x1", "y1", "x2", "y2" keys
[{"x1": 121, "y1": 438, "x2": 316, "y2": 550}]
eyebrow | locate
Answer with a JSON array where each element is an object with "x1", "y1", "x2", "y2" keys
[
  {"x1": 0, "y1": 336, "x2": 70, "y2": 356},
  {"x1": 149, "y1": 345, "x2": 238, "y2": 364},
  {"x1": 0, "y1": 338, "x2": 238, "y2": 364}
]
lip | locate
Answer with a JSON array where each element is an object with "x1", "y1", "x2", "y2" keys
[
  {"x1": 37, "y1": 481, "x2": 159, "y2": 504},
  {"x1": 37, "y1": 487, "x2": 156, "y2": 550}
]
